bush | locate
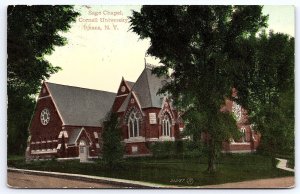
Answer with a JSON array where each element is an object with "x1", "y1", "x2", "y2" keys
[
  {"x1": 102, "y1": 112, "x2": 124, "y2": 168},
  {"x1": 150, "y1": 140, "x2": 204, "y2": 159},
  {"x1": 287, "y1": 158, "x2": 294, "y2": 169},
  {"x1": 150, "y1": 141, "x2": 176, "y2": 159},
  {"x1": 182, "y1": 140, "x2": 203, "y2": 158}
]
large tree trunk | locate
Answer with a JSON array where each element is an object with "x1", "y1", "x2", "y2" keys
[{"x1": 207, "y1": 138, "x2": 217, "y2": 173}]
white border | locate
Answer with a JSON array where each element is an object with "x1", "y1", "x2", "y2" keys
[{"x1": 2, "y1": 1, "x2": 299, "y2": 194}]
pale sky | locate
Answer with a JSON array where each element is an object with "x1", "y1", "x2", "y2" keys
[{"x1": 45, "y1": 5, "x2": 295, "y2": 93}]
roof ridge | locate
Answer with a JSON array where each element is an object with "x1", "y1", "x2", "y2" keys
[{"x1": 45, "y1": 82, "x2": 116, "y2": 94}]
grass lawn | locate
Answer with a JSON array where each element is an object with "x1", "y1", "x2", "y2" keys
[{"x1": 7, "y1": 154, "x2": 293, "y2": 186}]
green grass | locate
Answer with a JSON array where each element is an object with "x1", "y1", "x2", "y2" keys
[
  {"x1": 7, "y1": 154, "x2": 294, "y2": 186},
  {"x1": 286, "y1": 158, "x2": 295, "y2": 169},
  {"x1": 275, "y1": 153, "x2": 295, "y2": 169},
  {"x1": 7, "y1": 155, "x2": 24, "y2": 161}
]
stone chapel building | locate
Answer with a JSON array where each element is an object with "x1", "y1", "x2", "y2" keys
[{"x1": 26, "y1": 64, "x2": 260, "y2": 160}]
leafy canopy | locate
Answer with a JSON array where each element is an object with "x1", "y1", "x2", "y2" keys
[
  {"x1": 236, "y1": 31, "x2": 294, "y2": 158},
  {"x1": 130, "y1": 5, "x2": 268, "y2": 172},
  {"x1": 8, "y1": 5, "x2": 79, "y2": 94},
  {"x1": 7, "y1": 5, "x2": 79, "y2": 155}
]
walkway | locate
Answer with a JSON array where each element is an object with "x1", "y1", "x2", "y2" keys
[
  {"x1": 276, "y1": 158, "x2": 295, "y2": 172},
  {"x1": 8, "y1": 171, "x2": 118, "y2": 188}
]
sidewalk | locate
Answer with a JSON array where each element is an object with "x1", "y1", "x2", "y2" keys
[
  {"x1": 8, "y1": 167, "x2": 168, "y2": 188},
  {"x1": 276, "y1": 158, "x2": 295, "y2": 172}
]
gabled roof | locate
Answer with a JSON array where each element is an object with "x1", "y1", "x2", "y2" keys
[
  {"x1": 118, "y1": 93, "x2": 132, "y2": 112},
  {"x1": 67, "y1": 127, "x2": 92, "y2": 145},
  {"x1": 45, "y1": 82, "x2": 116, "y2": 127},
  {"x1": 67, "y1": 128, "x2": 82, "y2": 145},
  {"x1": 125, "y1": 80, "x2": 135, "y2": 89},
  {"x1": 118, "y1": 67, "x2": 168, "y2": 112}
]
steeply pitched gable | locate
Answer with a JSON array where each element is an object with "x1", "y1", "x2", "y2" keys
[{"x1": 118, "y1": 66, "x2": 168, "y2": 112}]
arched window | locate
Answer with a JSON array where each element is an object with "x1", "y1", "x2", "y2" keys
[
  {"x1": 162, "y1": 114, "x2": 171, "y2": 136},
  {"x1": 128, "y1": 111, "x2": 140, "y2": 138},
  {"x1": 240, "y1": 127, "x2": 246, "y2": 142}
]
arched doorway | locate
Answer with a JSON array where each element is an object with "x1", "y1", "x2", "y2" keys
[{"x1": 79, "y1": 140, "x2": 89, "y2": 163}]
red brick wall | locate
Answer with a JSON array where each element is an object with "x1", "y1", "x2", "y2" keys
[
  {"x1": 222, "y1": 129, "x2": 261, "y2": 152},
  {"x1": 142, "y1": 108, "x2": 161, "y2": 139},
  {"x1": 222, "y1": 142, "x2": 252, "y2": 152},
  {"x1": 28, "y1": 83, "x2": 102, "y2": 159},
  {"x1": 118, "y1": 97, "x2": 182, "y2": 142},
  {"x1": 117, "y1": 79, "x2": 132, "y2": 96},
  {"x1": 118, "y1": 98, "x2": 183, "y2": 155},
  {"x1": 112, "y1": 79, "x2": 132, "y2": 112},
  {"x1": 63, "y1": 126, "x2": 102, "y2": 157},
  {"x1": 29, "y1": 91, "x2": 63, "y2": 157},
  {"x1": 112, "y1": 95, "x2": 128, "y2": 112},
  {"x1": 125, "y1": 142, "x2": 150, "y2": 155},
  {"x1": 119, "y1": 93, "x2": 145, "y2": 138}
]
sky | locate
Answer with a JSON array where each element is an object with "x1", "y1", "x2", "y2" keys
[{"x1": 45, "y1": 5, "x2": 295, "y2": 93}]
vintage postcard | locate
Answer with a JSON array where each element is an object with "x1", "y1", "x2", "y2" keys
[{"x1": 7, "y1": 5, "x2": 294, "y2": 189}]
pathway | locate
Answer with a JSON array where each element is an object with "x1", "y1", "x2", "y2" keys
[{"x1": 276, "y1": 158, "x2": 295, "y2": 172}]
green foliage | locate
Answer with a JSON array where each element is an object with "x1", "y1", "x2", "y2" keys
[
  {"x1": 182, "y1": 140, "x2": 204, "y2": 158},
  {"x1": 8, "y1": 154, "x2": 293, "y2": 186},
  {"x1": 7, "y1": 94, "x2": 35, "y2": 155},
  {"x1": 8, "y1": 5, "x2": 79, "y2": 94},
  {"x1": 150, "y1": 141, "x2": 177, "y2": 158},
  {"x1": 102, "y1": 112, "x2": 124, "y2": 168},
  {"x1": 150, "y1": 140, "x2": 204, "y2": 159},
  {"x1": 235, "y1": 31, "x2": 294, "y2": 160},
  {"x1": 287, "y1": 158, "x2": 294, "y2": 169},
  {"x1": 130, "y1": 5, "x2": 267, "y2": 172},
  {"x1": 7, "y1": 5, "x2": 79, "y2": 155}
]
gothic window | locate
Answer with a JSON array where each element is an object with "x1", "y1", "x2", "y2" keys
[
  {"x1": 240, "y1": 127, "x2": 246, "y2": 142},
  {"x1": 162, "y1": 114, "x2": 171, "y2": 136},
  {"x1": 128, "y1": 110, "x2": 140, "y2": 138}
]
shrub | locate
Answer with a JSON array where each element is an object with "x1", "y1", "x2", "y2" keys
[
  {"x1": 102, "y1": 112, "x2": 124, "y2": 168},
  {"x1": 182, "y1": 140, "x2": 203, "y2": 158},
  {"x1": 150, "y1": 140, "x2": 204, "y2": 159},
  {"x1": 150, "y1": 141, "x2": 176, "y2": 159}
]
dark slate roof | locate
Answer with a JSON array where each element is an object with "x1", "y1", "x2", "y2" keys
[
  {"x1": 46, "y1": 82, "x2": 116, "y2": 127},
  {"x1": 118, "y1": 67, "x2": 167, "y2": 112},
  {"x1": 67, "y1": 128, "x2": 82, "y2": 145},
  {"x1": 118, "y1": 93, "x2": 132, "y2": 112},
  {"x1": 125, "y1": 81, "x2": 135, "y2": 89}
]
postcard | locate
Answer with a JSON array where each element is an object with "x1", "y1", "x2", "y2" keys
[{"x1": 7, "y1": 5, "x2": 295, "y2": 188}]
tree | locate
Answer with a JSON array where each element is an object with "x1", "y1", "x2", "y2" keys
[
  {"x1": 235, "y1": 31, "x2": 294, "y2": 166},
  {"x1": 102, "y1": 112, "x2": 124, "y2": 168},
  {"x1": 7, "y1": 5, "x2": 79, "y2": 155},
  {"x1": 130, "y1": 5, "x2": 268, "y2": 172}
]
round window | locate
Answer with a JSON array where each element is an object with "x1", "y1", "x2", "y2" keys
[
  {"x1": 40, "y1": 108, "x2": 50, "y2": 125},
  {"x1": 121, "y1": 86, "x2": 126, "y2": 92}
]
